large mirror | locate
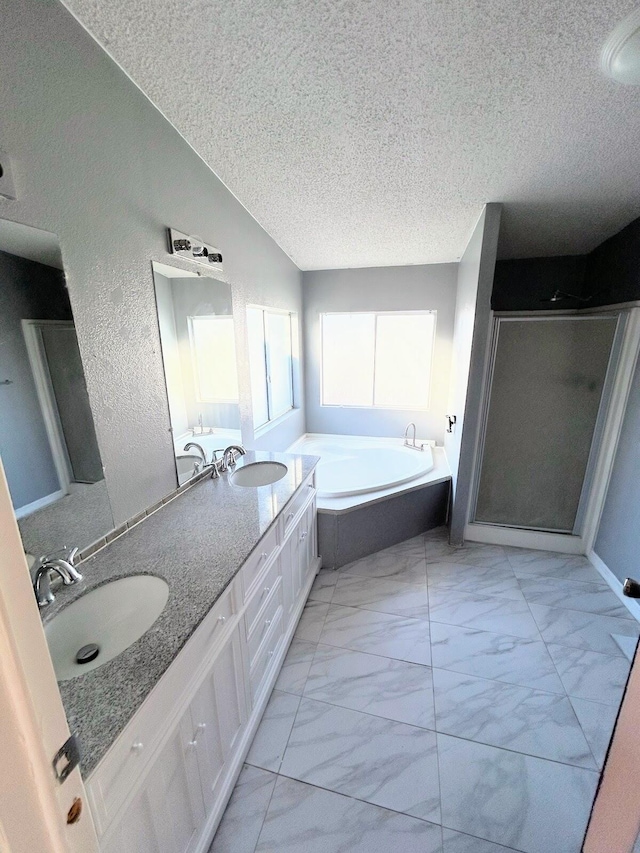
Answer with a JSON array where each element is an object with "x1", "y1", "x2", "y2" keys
[
  {"x1": 0, "y1": 219, "x2": 114, "y2": 564},
  {"x1": 152, "y1": 262, "x2": 241, "y2": 484}
]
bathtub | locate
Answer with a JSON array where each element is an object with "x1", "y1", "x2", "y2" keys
[
  {"x1": 288, "y1": 433, "x2": 451, "y2": 568},
  {"x1": 287, "y1": 433, "x2": 449, "y2": 508}
]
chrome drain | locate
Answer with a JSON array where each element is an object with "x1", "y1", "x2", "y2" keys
[{"x1": 76, "y1": 643, "x2": 100, "y2": 665}]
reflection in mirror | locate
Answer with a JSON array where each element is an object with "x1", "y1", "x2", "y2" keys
[
  {"x1": 152, "y1": 262, "x2": 241, "y2": 484},
  {"x1": 0, "y1": 219, "x2": 114, "y2": 563}
]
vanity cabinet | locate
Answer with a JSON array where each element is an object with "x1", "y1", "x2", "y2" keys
[{"x1": 89, "y1": 473, "x2": 319, "y2": 853}]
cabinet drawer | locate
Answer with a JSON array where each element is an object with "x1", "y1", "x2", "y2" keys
[
  {"x1": 242, "y1": 524, "x2": 279, "y2": 601},
  {"x1": 245, "y1": 557, "x2": 282, "y2": 635},
  {"x1": 280, "y1": 474, "x2": 316, "y2": 539},
  {"x1": 248, "y1": 586, "x2": 282, "y2": 665},
  {"x1": 250, "y1": 611, "x2": 284, "y2": 702}
]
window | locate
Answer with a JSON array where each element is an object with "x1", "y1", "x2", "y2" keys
[
  {"x1": 188, "y1": 315, "x2": 239, "y2": 403},
  {"x1": 248, "y1": 307, "x2": 296, "y2": 429},
  {"x1": 321, "y1": 311, "x2": 435, "y2": 410}
]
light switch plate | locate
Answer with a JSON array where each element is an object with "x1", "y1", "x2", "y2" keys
[{"x1": 0, "y1": 151, "x2": 17, "y2": 200}]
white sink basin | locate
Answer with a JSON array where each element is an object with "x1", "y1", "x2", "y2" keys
[
  {"x1": 231, "y1": 461, "x2": 288, "y2": 487},
  {"x1": 45, "y1": 575, "x2": 169, "y2": 681}
]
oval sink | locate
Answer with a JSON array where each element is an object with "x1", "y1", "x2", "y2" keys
[
  {"x1": 231, "y1": 461, "x2": 288, "y2": 487},
  {"x1": 45, "y1": 575, "x2": 169, "y2": 681}
]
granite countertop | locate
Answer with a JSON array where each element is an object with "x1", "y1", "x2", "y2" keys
[{"x1": 43, "y1": 450, "x2": 319, "y2": 777}]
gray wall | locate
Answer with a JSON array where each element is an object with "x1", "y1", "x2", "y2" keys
[
  {"x1": 302, "y1": 263, "x2": 457, "y2": 442},
  {"x1": 445, "y1": 203, "x2": 502, "y2": 544},
  {"x1": 0, "y1": 0, "x2": 304, "y2": 525},
  {"x1": 594, "y1": 351, "x2": 640, "y2": 583},
  {"x1": 0, "y1": 251, "x2": 71, "y2": 509}
]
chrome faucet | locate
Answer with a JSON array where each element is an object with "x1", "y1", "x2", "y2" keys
[
  {"x1": 183, "y1": 442, "x2": 207, "y2": 466},
  {"x1": 221, "y1": 444, "x2": 246, "y2": 471},
  {"x1": 403, "y1": 422, "x2": 424, "y2": 452},
  {"x1": 33, "y1": 548, "x2": 82, "y2": 608}
]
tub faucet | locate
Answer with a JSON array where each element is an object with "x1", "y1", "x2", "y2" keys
[
  {"x1": 184, "y1": 442, "x2": 207, "y2": 466},
  {"x1": 33, "y1": 548, "x2": 82, "y2": 607},
  {"x1": 403, "y1": 422, "x2": 424, "y2": 452}
]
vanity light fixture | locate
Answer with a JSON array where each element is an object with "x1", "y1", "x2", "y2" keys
[
  {"x1": 167, "y1": 228, "x2": 224, "y2": 272},
  {"x1": 601, "y1": 8, "x2": 640, "y2": 85}
]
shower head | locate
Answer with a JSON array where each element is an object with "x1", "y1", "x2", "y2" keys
[{"x1": 540, "y1": 289, "x2": 593, "y2": 304}]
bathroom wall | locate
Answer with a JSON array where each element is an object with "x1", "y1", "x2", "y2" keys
[
  {"x1": 0, "y1": 0, "x2": 304, "y2": 524},
  {"x1": 594, "y1": 345, "x2": 640, "y2": 583},
  {"x1": 445, "y1": 203, "x2": 502, "y2": 544},
  {"x1": 302, "y1": 263, "x2": 457, "y2": 442},
  {"x1": 491, "y1": 214, "x2": 640, "y2": 312},
  {"x1": 0, "y1": 251, "x2": 72, "y2": 509}
]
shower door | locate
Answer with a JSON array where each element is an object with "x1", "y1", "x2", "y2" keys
[{"x1": 472, "y1": 315, "x2": 618, "y2": 533}]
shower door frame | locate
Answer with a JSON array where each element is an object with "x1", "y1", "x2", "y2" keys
[{"x1": 464, "y1": 305, "x2": 640, "y2": 555}]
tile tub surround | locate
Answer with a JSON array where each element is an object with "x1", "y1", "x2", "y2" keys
[
  {"x1": 43, "y1": 451, "x2": 319, "y2": 776},
  {"x1": 211, "y1": 529, "x2": 639, "y2": 853}
]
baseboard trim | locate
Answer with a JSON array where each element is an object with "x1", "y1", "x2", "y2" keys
[
  {"x1": 464, "y1": 522, "x2": 585, "y2": 554},
  {"x1": 588, "y1": 549, "x2": 640, "y2": 624},
  {"x1": 14, "y1": 489, "x2": 65, "y2": 519}
]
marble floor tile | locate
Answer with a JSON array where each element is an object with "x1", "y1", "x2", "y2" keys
[
  {"x1": 429, "y1": 589, "x2": 540, "y2": 639},
  {"x1": 332, "y1": 573, "x2": 430, "y2": 619},
  {"x1": 430, "y1": 622, "x2": 564, "y2": 693},
  {"x1": 279, "y1": 698, "x2": 441, "y2": 822},
  {"x1": 338, "y1": 546, "x2": 428, "y2": 584},
  {"x1": 432, "y1": 668, "x2": 596, "y2": 769},
  {"x1": 308, "y1": 569, "x2": 339, "y2": 603},
  {"x1": 320, "y1": 604, "x2": 432, "y2": 665},
  {"x1": 506, "y1": 548, "x2": 606, "y2": 585},
  {"x1": 518, "y1": 576, "x2": 630, "y2": 618},
  {"x1": 442, "y1": 827, "x2": 521, "y2": 853},
  {"x1": 612, "y1": 632, "x2": 639, "y2": 661},
  {"x1": 427, "y1": 562, "x2": 524, "y2": 602},
  {"x1": 274, "y1": 638, "x2": 317, "y2": 695},
  {"x1": 255, "y1": 775, "x2": 443, "y2": 853},
  {"x1": 246, "y1": 690, "x2": 300, "y2": 772},
  {"x1": 208, "y1": 764, "x2": 276, "y2": 853},
  {"x1": 570, "y1": 697, "x2": 618, "y2": 769},
  {"x1": 529, "y1": 603, "x2": 640, "y2": 656},
  {"x1": 305, "y1": 644, "x2": 435, "y2": 729},
  {"x1": 438, "y1": 734, "x2": 599, "y2": 853},
  {"x1": 294, "y1": 600, "x2": 330, "y2": 642},
  {"x1": 435, "y1": 543, "x2": 511, "y2": 569},
  {"x1": 546, "y1": 643, "x2": 630, "y2": 705}
]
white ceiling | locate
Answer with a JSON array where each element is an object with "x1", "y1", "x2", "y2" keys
[{"x1": 63, "y1": 0, "x2": 640, "y2": 269}]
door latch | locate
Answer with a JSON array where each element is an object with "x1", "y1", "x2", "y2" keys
[
  {"x1": 446, "y1": 415, "x2": 457, "y2": 433},
  {"x1": 53, "y1": 734, "x2": 81, "y2": 785}
]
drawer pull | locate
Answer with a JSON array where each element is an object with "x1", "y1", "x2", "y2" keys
[
  {"x1": 268, "y1": 649, "x2": 275, "y2": 658},
  {"x1": 217, "y1": 615, "x2": 226, "y2": 625},
  {"x1": 264, "y1": 586, "x2": 271, "y2": 595},
  {"x1": 265, "y1": 619, "x2": 272, "y2": 627},
  {"x1": 188, "y1": 723, "x2": 206, "y2": 748},
  {"x1": 300, "y1": 531, "x2": 307, "y2": 541},
  {"x1": 131, "y1": 741, "x2": 144, "y2": 754},
  {"x1": 260, "y1": 551, "x2": 268, "y2": 560},
  {"x1": 286, "y1": 513, "x2": 294, "y2": 523}
]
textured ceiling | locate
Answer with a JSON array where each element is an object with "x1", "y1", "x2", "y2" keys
[{"x1": 62, "y1": 0, "x2": 640, "y2": 268}]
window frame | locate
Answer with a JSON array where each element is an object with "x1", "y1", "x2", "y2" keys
[
  {"x1": 247, "y1": 305, "x2": 297, "y2": 430},
  {"x1": 187, "y1": 314, "x2": 240, "y2": 405},
  {"x1": 319, "y1": 309, "x2": 436, "y2": 412}
]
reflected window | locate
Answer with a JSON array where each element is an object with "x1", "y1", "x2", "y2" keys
[
  {"x1": 189, "y1": 315, "x2": 239, "y2": 403},
  {"x1": 248, "y1": 307, "x2": 296, "y2": 429},
  {"x1": 321, "y1": 311, "x2": 436, "y2": 410}
]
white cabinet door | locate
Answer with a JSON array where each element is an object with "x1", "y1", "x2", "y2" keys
[
  {"x1": 101, "y1": 708, "x2": 204, "y2": 853},
  {"x1": 280, "y1": 520, "x2": 302, "y2": 633},
  {"x1": 189, "y1": 622, "x2": 248, "y2": 815},
  {"x1": 298, "y1": 498, "x2": 317, "y2": 588}
]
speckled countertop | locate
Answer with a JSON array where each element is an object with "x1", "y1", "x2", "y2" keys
[{"x1": 43, "y1": 451, "x2": 319, "y2": 777}]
